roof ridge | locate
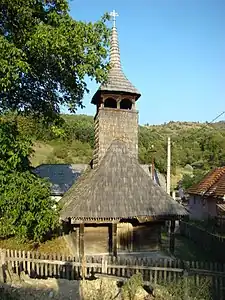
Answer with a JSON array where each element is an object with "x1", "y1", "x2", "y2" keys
[{"x1": 204, "y1": 167, "x2": 225, "y2": 193}]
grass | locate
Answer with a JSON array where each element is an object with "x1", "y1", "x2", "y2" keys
[
  {"x1": 187, "y1": 219, "x2": 225, "y2": 238},
  {"x1": 30, "y1": 140, "x2": 92, "y2": 167},
  {"x1": 161, "y1": 232, "x2": 215, "y2": 262},
  {"x1": 30, "y1": 141, "x2": 54, "y2": 167},
  {"x1": 0, "y1": 236, "x2": 72, "y2": 256}
]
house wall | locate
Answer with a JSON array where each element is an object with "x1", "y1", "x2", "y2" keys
[
  {"x1": 51, "y1": 196, "x2": 62, "y2": 202},
  {"x1": 189, "y1": 195, "x2": 217, "y2": 220},
  {"x1": 93, "y1": 108, "x2": 138, "y2": 167}
]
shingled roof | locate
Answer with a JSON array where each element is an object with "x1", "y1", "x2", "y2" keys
[
  {"x1": 91, "y1": 23, "x2": 140, "y2": 104},
  {"x1": 60, "y1": 140, "x2": 187, "y2": 221},
  {"x1": 33, "y1": 164, "x2": 88, "y2": 196},
  {"x1": 188, "y1": 167, "x2": 225, "y2": 199}
]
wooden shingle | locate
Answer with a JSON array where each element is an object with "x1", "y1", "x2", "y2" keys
[{"x1": 60, "y1": 140, "x2": 187, "y2": 221}]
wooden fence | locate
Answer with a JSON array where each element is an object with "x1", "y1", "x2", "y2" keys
[
  {"x1": 1, "y1": 248, "x2": 225, "y2": 299},
  {"x1": 180, "y1": 221, "x2": 225, "y2": 263},
  {"x1": 215, "y1": 217, "x2": 225, "y2": 233}
]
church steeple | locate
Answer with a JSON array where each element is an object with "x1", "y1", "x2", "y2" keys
[
  {"x1": 109, "y1": 10, "x2": 121, "y2": 70},
  {"x1": 92, "y1": 10, "x2": 140, "y2": 168},
  {"x1": 91, "y1": 10, "x2": 140, "y2": 105}
]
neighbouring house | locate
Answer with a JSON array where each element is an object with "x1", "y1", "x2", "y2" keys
[
  {"x1": 58, "y1": 12, "x2": 187, "y2": 257},
  {"x1": 33, "y1": 164, "x2": 88, "y2": 201},
  {"x1": 188, "y1": 166, "x2": 225, "y2": 220},
  {"x1": 33, "y1": 163, "x2": 167, "y2": 202}
]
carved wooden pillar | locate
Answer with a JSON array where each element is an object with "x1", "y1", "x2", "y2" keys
[
  {"x1": 169, "y1": 220, "x2": 175, "y2": 254},
  {"x1": 112, "y1": 223, "x2": 117, "y2": 257},
  {"x1": 109, "y1": 224, "x2": 113, "y2": 254},
  {"x1": 79, "y1": 223, "x2": 85, "y2": 259}
]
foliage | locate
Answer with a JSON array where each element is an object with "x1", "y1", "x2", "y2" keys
[
  {"x1": 154, "y1": 276, "x2": 212, "y2": 300},
  {"x1": 0, "y1": 285, "x2": 20, "y2": 300},
  {"x1": 0, "y1": 0, "x2": 110, "y2": 121},
  {"x1": 0, "y1": 118, "x2": 59, "y2": 242},
  {"x1": 181, "y1": 169, "x2": 208, "y2": 190},
  {"x1": 81, "y1": 278, "x2": 119, "y2": 300},
  {"x1": 10, "y1": 114, "x2": 225, "y2": 185},
  {"x1": 121, "y1": 273, "x2": 144, "y2": 300}
]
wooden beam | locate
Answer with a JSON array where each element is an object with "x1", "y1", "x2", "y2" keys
[
  {"x1": 169, "y1": 220, "x2": 175, "y2": 254},
  {"x1": 79, "y1": 223, "x2": 85, "y2": 259},
  {"x1": 109, "y1": 224, "x2": 113, "y2": 254},
  {"x1": 112, "y1": 223, "x2": 117, "y2": 257}
]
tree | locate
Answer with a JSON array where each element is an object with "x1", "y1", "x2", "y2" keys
[
  {"x1": 0, "y1": 118, "x2": 59, "y2": 241},
  {"x1": 0, "y1": 0, "x2": 110, "y2": 120},
  {"x1": 181, "y1": 169, "x2": 207, "y2": 190}
]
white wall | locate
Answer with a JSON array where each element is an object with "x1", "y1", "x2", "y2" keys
[{"x1": 189, "y1": 195, "x2": 217, "y2": 220}]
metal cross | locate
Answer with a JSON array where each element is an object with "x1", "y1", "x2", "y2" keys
[{"x1": 110, "y1": 10, "x2": 119, "y2": 27}]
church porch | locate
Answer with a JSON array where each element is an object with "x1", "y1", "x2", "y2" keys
[{"x1": 65, "y1": 219, "x2": 176, "y2": 258}]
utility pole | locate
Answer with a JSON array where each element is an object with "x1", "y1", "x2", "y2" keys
[
  {"x1": 166, "y1": 136, "x2": 171, "y2": 195},
  {"x1": 151, "y1": 155, "x2": 155, "y2": 181},
  {"x1": 150, "y1": 145, "x2": 156, "y2": 182}
]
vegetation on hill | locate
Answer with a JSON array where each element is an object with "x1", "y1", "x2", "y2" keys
[{"x1": 12, "y1": 114, "x2": 225, "y2": 189}]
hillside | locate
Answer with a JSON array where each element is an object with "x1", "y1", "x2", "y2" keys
[{"x1": 17, "y1": 114, "x2": 225, "y2": 189}]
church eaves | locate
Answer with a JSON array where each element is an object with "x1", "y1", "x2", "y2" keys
[{"x1": 92, "y1": 11, "x2": 140, "y2": 104}]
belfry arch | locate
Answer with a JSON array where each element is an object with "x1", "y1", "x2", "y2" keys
[
  {"x1": 120, "y1": 99, "x2": 132, "y2": 110},
  {"x1": 104, "y1": 98, "x2": 117, "y2": 108}
]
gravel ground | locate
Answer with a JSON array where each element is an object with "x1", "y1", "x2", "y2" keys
[{"x1": 1, "y1": 278, "x2": 80, "y2": 300}]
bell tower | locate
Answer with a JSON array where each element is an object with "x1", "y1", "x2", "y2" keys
[{"x1": 91, "y1": 10, "x2": 141, "y2": 168}]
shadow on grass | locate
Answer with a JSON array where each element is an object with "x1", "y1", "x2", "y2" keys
[{"x1": 161, "y1": 232, "x2": 216, "y2": 262}]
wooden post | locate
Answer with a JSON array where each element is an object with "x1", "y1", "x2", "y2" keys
[
  {"x1": 167, "y1": 136, "x2": 171, "y2": 195},
  {"x1": 79, "y1": 223, "x2": 85, "y2": 278},
  {"x1": 183, "y1": 270, "x2": 189, "y2": 299},
  {"x1": 79, "y1": 223, "x2": 85, "y2": 258},
  {"x1": 169, "y1": 220, "x2": 175, "y2": 254},
  {"x1": 112, "y1": 223, "x2": 117, "y2": 257},
  {"x1": 109, "y1": 224, "x2": 113, "y2": 254},
  {"x1": 0, "y1": 249, "x2": 6, "y2": 282},
  {"x1": 101, "y1": 256, "x2": 108, "y2": 273}
]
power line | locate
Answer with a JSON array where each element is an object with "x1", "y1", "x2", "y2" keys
[{"x1": 188, "y1": 111, "x2": 225, "y2": 138}]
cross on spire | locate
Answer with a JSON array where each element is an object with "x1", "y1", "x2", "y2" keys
[{"x1": 110, "y1": 10, "x2": 119, "y2": 28}]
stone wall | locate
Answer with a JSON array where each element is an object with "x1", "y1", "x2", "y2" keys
[{"x1": 93, "y1": 107, "x2": 138, "y2": 167}]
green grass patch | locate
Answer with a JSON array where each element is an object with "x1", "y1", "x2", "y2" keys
[{"x1": 0, "y1": 236, "x2": 72, "y2": 256}]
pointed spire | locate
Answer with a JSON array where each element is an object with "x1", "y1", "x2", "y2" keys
[
  {"x1": 91, "y1": 10, "x2": 140, "y2": 104},
  {"x1": 109, "y1": 10, "x2": 121, "y2": 70}
]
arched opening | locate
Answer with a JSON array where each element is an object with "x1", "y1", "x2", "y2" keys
[
  {"x1": 104, "y1": 98, "x2": 117, "y2": 108},
  {"x1": 120, "y1": 99, "x2": 132, "y2": 110}
]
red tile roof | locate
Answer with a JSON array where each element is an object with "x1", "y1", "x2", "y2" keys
[{"x1": 188, "y1": 167, "x2": 225, "y2": 199}]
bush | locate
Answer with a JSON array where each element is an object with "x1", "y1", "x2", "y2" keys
[
  {"x1": 121, "y1": 273, "x2": 144, "y2": 300},
  {"x1": 154, "y1": 276, "x2": 212, "y2": 300},
  {"x1": 0, "y1": 118, "x2": 60, "y2": 242}
]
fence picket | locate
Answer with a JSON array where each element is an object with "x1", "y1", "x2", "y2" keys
[
  {"x1": 27, "y1": 251, "x2": 31, "y2": 276},
  {"x1": 0, "y1": 246, "x2": 224, "y2": 296}
]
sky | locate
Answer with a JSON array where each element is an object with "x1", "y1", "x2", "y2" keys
[{"x1": 68, "y1": 0, "x2": 225, "y2": 125}]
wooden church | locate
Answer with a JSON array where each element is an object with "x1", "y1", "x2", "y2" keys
[{"x1": 60, "y1": 11, "x2": 187, "y2": 257}]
